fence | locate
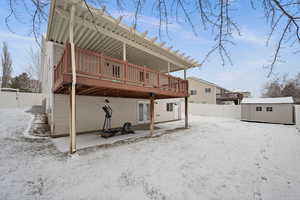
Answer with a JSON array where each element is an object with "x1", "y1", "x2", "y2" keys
[
  {"x1": 186, "y1": 103, "x2": 241, "y2": 119},
  {"x1": 295, "y1": 105, "x2": 300, "y2": 129},
  {"x1": 0, "y1": 91, "x2": 44, "y2": 109}
]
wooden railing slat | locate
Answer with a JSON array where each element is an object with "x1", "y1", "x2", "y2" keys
[{"x1": 54, "y1": 44, "x2": 188, "y2": 95}]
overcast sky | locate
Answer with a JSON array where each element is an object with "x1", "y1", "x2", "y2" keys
[{"x1": 0, "y1": 0, "x2": 299, "y2": 97}]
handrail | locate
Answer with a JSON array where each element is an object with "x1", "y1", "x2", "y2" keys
[{"x1": 53, "y1": 44, "x2": 188, "y2": 95}]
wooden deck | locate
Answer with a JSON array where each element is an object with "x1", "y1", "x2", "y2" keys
[
  {"x1": 53, "y1": 44, "x2": 188, "y2": 99},
  {"x1": 216, "y1": 92, "x2": 243, "y2": 104}
]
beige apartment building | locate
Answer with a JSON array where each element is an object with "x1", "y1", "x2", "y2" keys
[{"x1": 187, "y1": 77, "x2": 228, "y2": 104}]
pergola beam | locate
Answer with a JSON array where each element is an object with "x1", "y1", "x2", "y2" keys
[
  {"x1": 55, "y1": 7, "x2": 191, "y2": 68},
  {"x1": 123, "y1": 42, "x2": 127, "y2": 61}
]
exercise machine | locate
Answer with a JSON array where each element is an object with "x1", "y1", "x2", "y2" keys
[{"x1": 100, "y1": 99, "x2": 135, "y2": 138}]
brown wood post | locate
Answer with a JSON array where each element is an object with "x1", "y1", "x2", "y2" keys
[
  {"x1": 150, "y1": 93, "x2": 155, "y2": 136},
  {"x1": 123, "y1": 42, "x2": 127, "y2": 82},
  {"x1": 185, "y1": 96, "x2": 188, "y2": 129},
  {"x1": 69, "y1": 86, "x2": 73, "y2": 152},
  {"x1": 69, "y1": 4, "x2": 77, "y2": 154},
  {"x1": 184, "y1": 69, "x2": 188, "y2": 129}
]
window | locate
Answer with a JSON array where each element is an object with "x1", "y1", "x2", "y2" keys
[
  {"x1": 266, "y1": 107, "x2": 273, "y2": 112},
  {"x1": 256, "y1": 106, "x2": 262, "y2": 111},
  {"x1": 190, "y1": 90, "x2": 197, "y2": 95},
  {"x1": 138, "y1": 103, "x2": 150, "y2": 122},
  {"x1": 205, "y1": 88, "x2": 211, "y2": 93},
  {"x1": 166, "y1": 103, "x2": 174, "y2": 112}
]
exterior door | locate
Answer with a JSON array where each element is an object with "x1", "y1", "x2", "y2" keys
[
  {"x1": 173, "y1": 102, "x2": 182, "y2": 120},
  {"x1": 138, "y1": 102, "x2": 150, "y2": 123}
]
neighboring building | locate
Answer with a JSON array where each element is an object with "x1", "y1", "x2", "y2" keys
[
  {"x1": 293, "y1": 97, "x2": 300, "y2": 104},
  {"x1": 241, "y1": 97, "x2": 294, "y2": 124},
  {"x1": 29, "y1": 79, "x2": 41, "y2": 93},
  {"x1": 232, "y1": 89, "x2": 251, "y2": 98},
  {"x1": 187, "y1": 77, "x2": 248, "y2": 105},
  {"x1": 216, "y1": 92, "x2": 244, "y2": 105},
  {"x1": 41, "y1": 0, "x2": 198, "y2": 152},
  {"x1": 187, "y1": 77, "x2": 245, "y2": 105},
  {"x1": 187, "y1": 77, "x2": 228, "y2": 104}
]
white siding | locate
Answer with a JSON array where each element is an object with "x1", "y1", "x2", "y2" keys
[
  {"x1": 155, "y1": 99, "x2": 181, "y2": 122},
  {"x1": 52, "y1": 95, "x2": 182, "y2": 136},
  {"x1": 241, "y1": 103, "x2": 294, "y2": 124},
  {"x1": 53, "y1": 94, "x2": 139, "y2": 136},
  {"x1": 41, "y1": 37, "x2": 65, "y2": 133}
]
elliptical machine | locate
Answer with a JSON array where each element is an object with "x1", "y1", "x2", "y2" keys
[{"x1": 100, "y1": 99, "x2": 135, "y2": 138}]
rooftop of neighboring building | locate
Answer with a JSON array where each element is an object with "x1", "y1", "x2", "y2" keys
[{"x1": 187, "y1": 77, "x2": 229, "y2": 92}]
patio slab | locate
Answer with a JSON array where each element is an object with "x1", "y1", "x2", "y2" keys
[{"x1": 52, "y1": 120, "x2": 185, "y2": 153}]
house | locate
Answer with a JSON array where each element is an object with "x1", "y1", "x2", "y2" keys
[
  {"x1": 29, "y1": 79, "x2": 41, "y2": 93},
  {"x1": 187, "y1": 77, "x2": 232, "y2": 104},
  {"x1": 187, "y1": 77, "x2": 245, "y2": 105},
  {"x1": 241, "y1": 97, "x2": 294, "y2": 124},
  {"x1": 41, "y1": 0, "x2": 200, "y2": 153},
  {"x1": 187, "y1": 77, "x2": 228, "y2": 104},
  {"x1": 232, "y1": 89, "x2": 251, "y2": 98}
]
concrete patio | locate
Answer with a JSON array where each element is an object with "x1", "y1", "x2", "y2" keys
[{"x1": 52, "y1": 120, "x2": 185, "y2": 153}]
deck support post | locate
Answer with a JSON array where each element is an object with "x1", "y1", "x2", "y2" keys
[
  {"x1": 167, "y1": 62, "x2": 170, "y2": 75},
  {"x1": 69, "y1": 4, "x2": 77, "y2": 154},
  {"x1": 123, "y1": 42, "x2": 126, "y2": 61},
  {"x1": 150, "y1": 93, "x2": 155, "y2": 136},
  {"x1": 184, "y1": 69, "x2": 188, "y2": 129}
]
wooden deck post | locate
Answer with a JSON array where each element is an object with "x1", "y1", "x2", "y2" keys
[
  {"x1": 150, "y1": 93, "x2": 155, "y2": 136},
  {"x1": 69, "y1": 4, "x2": 77, "y2": 154},
  {"x1": 123, "y1": 42, "x2": 127, "y2": 61},
  {"x1": 184, "y1": 69, "x2": 188, "y2": 129}
]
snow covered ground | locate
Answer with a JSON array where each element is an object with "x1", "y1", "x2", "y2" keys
[{"x1": 1, "y1": 108, "x2": 300, "y2": 200}]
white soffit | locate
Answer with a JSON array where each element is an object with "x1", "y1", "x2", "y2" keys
[{"x1": 46, "y1": 0, "x2": 200, "y2": 72}]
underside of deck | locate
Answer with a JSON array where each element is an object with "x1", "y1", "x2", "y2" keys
[{"x1": 54, "y1": 74, "x2": 188, "y2": 99}]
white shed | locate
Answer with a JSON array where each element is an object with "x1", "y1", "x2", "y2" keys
[{"x1": 241, "y1": 97, "x2": 294, "y2": 124}]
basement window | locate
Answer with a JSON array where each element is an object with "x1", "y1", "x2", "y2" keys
[
  {"x1": 266, "y1": 107, "x2": 273, "y2": 112},
  {"x1": 166, "y1": 103, "x2": 174, "y2": 112},
  {"x1": 256, "y1": 106, "x2": 262, "y2": 111},
  {"x1": 190, "y1": 90, "x2": 197, "y2": 95}
]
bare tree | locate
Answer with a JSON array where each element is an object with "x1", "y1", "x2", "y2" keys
[
  {"x1": 4, "y1": 0, "x2": 300, "y2": 76},
  {"x1": 262, "y1": 78, "x2": 282, "y2": 97},
  {"x1": 1, "y1": 42, "x2": 13, "y2": 88},
  {"x1": 263, "y1": 73, "x2": 300, "y2": 97},
  {"x1": 10, "y1": 72, "x2": 31, "y2": 92},
  {"x1": 25, "y1": 48, "x2": 42, "y2": 92}
]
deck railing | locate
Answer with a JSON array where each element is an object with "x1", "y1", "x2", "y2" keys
[
  {"x1": 216, "y1": 92, "x2": 243, "y2": 100},
  {"x1": 54, "y1": 44, "x2": 188, "y2": 95}
]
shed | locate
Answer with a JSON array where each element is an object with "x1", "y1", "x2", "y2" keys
[{"x1": 241, "y1": 97, "x2": 294, "y2": 124}]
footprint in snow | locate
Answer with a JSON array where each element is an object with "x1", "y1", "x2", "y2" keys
[{"x1": 261, "y1": 176, "x2": 268, "y2": 181}]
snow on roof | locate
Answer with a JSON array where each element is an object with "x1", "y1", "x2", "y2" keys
[
  {"x1": 232, "y1": 89, "x2": 250, "y2": 93},
  {"x1": 241, "y1": 97, "x2": 294, "y2": 104}
]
